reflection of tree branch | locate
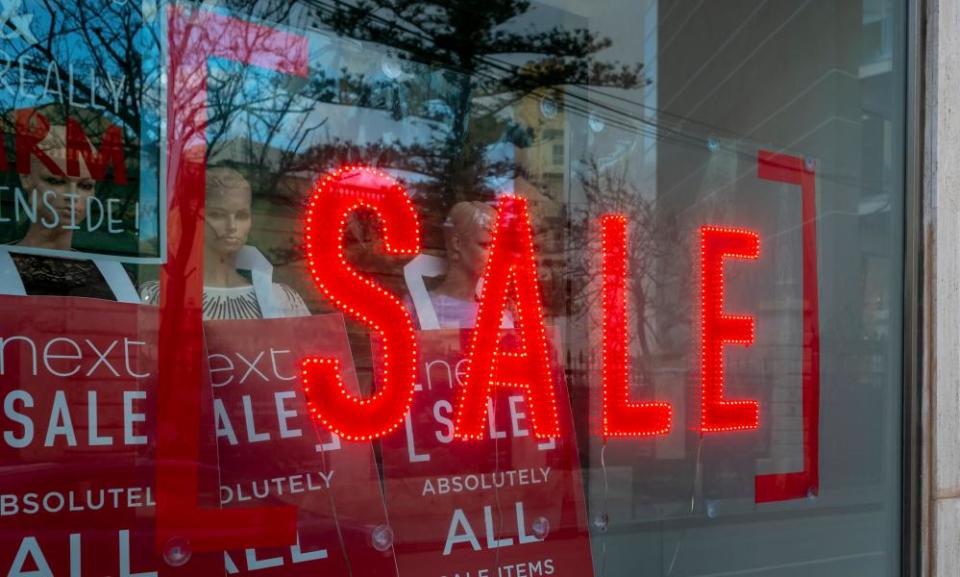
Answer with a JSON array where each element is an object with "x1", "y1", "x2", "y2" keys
[
  {"x1": 10, "y1": 1, "x2": 149, "y2": 133},
  {"x1": 9, "y1": 0, "x2": 653, "y2": 278},
  {"x1": 569, "y1": 158, "x2": 692, "y2": 362}
]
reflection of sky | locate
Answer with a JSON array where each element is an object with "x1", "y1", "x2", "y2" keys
[
  {"x1": 2, "y1": 3, "x2": 148, "y2": 117},
  {"x1": 484, "y1": 142, "x2": 515, "y2": 194},
  {"x1": 197, "y1": 3, "x2": 475, "y2": 179},
  {"x1": 201, "y1": 22, "x2": 546, "y2": 204},
  {"x1": 206, "y1": 33, "x2": 459, "y2": 166}
]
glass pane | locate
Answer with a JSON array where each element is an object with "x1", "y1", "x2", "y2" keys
[{"x1": 0, "y1": 1, "x2": 907, "y2": 576}]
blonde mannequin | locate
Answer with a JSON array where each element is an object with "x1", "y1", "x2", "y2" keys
[
  {"x1": 406, "y1": 200, "x2": 512, "y2": 330},
  {"x1": 1, "y1": 120, "x2": 137, "y2": 301},
  {"x1": 140, "y1": 167, "x2": 309, "y2": 319}
]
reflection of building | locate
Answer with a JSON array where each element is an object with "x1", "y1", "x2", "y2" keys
[
  {"x1": 649, "y1": 1, "x2": 904, "y2": 574},
  {"x1": 513, "y1": 90, "x2": 569, "y2": 316}
]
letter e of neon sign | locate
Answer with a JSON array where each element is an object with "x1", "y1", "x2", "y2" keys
[{"x1": 698, "y1": 226, "x2": 761, "y2": 433}]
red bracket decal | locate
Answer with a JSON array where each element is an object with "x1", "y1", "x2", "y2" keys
[
  {"x1": 156, "y1": 5, "x2": 307, "y2": 553},
  {"x1": 454, "y1": 195, "x2": 560, "y2": 440},
  {"x1": 699, "y1": 226, "x2": 761, "y2": 433},
  {"x1": 301, "y1": 165, "x2": 421, "y2": 441},
  {"x1": 754, "y1": 150, "x2": 821, "y2": 503},
  {"x1": 600, "y1": 214, "x2": 672, "y2": 438}
]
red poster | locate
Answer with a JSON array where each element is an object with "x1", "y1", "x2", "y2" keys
[
  {"x1": 381, "y1": 330, "x2": 594, "y2": 577},
  {"x1": 0, "y1": 295, "x2": 223, "y2": 576},
  {"x1": 203, "y1": 314, "x2": 398, "y2": 577}
]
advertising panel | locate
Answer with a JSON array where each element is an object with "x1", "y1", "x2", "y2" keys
[
  {"x1": 0, "y1": 296, "x2": 221, "y2": 575},
  {"x1": 205, "y1": 314, "x2": 398, "y2": 577},
  {"x1": 381, "y1": 330, "x2": 594, "y2": 577}
]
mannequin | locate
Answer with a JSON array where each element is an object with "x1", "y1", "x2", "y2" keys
[
  {"x1": 409, "y1": 200, "x2": 505, "y2": 329},
  {"x1": 17, "y1": 126, "x2": 97, "y2": 251},
  {"x1": 2, "y1": 120, "x2": 136, "y2": 301},
  {"x1": 140, "y1": 166, "x2": 309, "y2": 320}
]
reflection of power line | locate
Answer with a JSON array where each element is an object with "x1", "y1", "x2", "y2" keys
[
  {"x1": 302, "y1": 0, "x2": 727, "y2": 143},
  {"x1": 569, "y1": 85, "x2": 736, "y2": 139},
  {"x1": 300, "y1": 0, "x2": 703, "y2": 146},
  {"x1": 300, "y1": 0, "x2": 890, "y2": 195}
]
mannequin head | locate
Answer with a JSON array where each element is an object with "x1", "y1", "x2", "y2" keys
[
  {"x1": 18, "y1": 125, "x2": 96, "y2": 233},
  {"x1": 204, "y1": 166, "x2": 252, "y2": 261},
  {"x1": 441, "y1": 201, "x2": 496, "y2": 295}
]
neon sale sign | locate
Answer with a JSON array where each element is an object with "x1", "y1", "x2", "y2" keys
[
  {"x1": 298, "y1": 157, "x2": 821, "y2": 506},
  {"x1": 158, "y1": 5, "x2": 821, "y2": 556}
]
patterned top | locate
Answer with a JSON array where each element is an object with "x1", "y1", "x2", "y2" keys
[
  {"x1": 139, "y1": 281, "x2": 310, "y2": 320},
  {"x1": 404, "y1": 291, "x2": 514, "y2": 329},
  {"x1": 10, "y1": 253, "x2": 121, "y2": 300}
]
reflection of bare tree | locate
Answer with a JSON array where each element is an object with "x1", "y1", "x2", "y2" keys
[
  {"x1": 570, "y1": 159, "x2": 691, "y2": 368},
  {"x1": 0, "y1": 0, "x2": 164, "y2": 248},
  {"x1": 8, "y1": 0, "x2": 651, "y2": 279},
  {"x1": 4, "y1": 0, "x2": 157, "y2": 132},
  {"x1": 8, "y1": 0, "x2": 647, "y2": 191},
  {"x1": 205, "y1": 68, "x2": 416, "y2": 204}
]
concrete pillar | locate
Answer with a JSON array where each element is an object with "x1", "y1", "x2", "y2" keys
[{"x1": 924, "y1": 0, "x2": 960, "y2": 574}]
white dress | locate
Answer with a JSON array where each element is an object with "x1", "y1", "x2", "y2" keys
[{"x1": 139, "y1": 280, "x2": 310, "y2": 320}]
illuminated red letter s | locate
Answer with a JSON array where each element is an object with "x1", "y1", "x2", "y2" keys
[{"x1": 302, "y1": 166, "x2": 420, "y2": 441}]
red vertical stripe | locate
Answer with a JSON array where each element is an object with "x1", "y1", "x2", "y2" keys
[
  {"x1": 156, "y1": 6, "x2": 307, "y2": 553},
  {"x1": 754, "y1": 150, "x2": 821, "y2": 503}
]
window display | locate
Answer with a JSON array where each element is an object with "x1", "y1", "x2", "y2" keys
[{"x1": 0, "y1": 0, "x2": 909, "y2": 576}]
